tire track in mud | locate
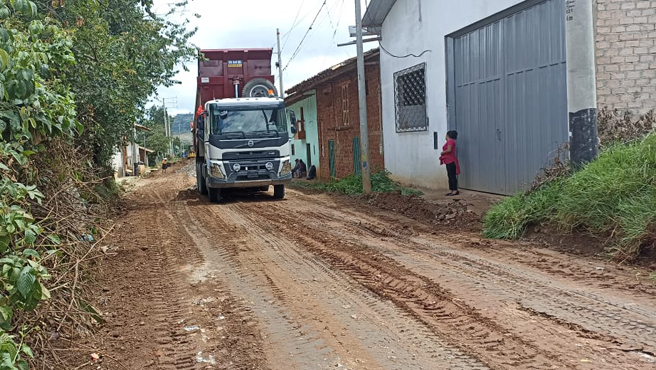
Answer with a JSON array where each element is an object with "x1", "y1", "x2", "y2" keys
[
  {"x1": 217, "y1": 204, "x2": 489, "y2": 370},
  {"x1": 248, "y1": 201, "x2": 656, "y2": 369},
  {"x1": 262, "y1": 197, "x2": 656, "y2": 366},
  {"x1": 241, "y1": 205, "x2": 554, "y2": 369},
  {"x1": 105, "y1": 169, "x2": 656, "y2": 369},
  {"x1": 290, "y1": 198, "x2": 656, "y2": 329},
  {"x1": 102, "y1": 180, "x2": 269, "y2": 370},
  {"x1": 130, "y1": 191, "x2": 202, "y2": 369},
  {"x1": 176, "y1": 195, "x2": 491, "y2": 370},
  {"x1": 175, "y1": 200, "x2": 343, "y2": 370},
  {"x1": 313, "y1": 208, "x2": 656, "y2": 356}
]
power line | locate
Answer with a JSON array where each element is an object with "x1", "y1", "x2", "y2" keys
[
  {"x1": 378, "y1": 41, "x2": 432, "y2": 59},
  {"x1": 284, "y1": 0, "x2": 328, "y2": 71},
  {"x1": 293, "y1": 0, "x2": 341, "y2": 62},
  {"x1": 282, "y1": 0, "x2": 308, "y2": 52},
  {"x1": 330, "y1": 0, "x2": 346, "y2": 45}
]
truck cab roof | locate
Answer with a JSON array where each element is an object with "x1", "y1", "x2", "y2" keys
[{"x1": 206, "y1": 97, "x2": 284, "y2": 110}]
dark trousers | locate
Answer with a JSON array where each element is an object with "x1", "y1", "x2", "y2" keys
[{"x1": 446, "y1": 162, "x2": 458, "y2": 191}]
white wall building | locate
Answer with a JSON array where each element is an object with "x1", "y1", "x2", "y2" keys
[
  {"x1": 367, "y1": 0, "x2": 532, "y2": 193},
  {"x1": 364, "y1": 0, "x2": 621, "y2": 195},
  {"x1": 112, "y1": 124, "x2": 153, "y2": 178}
]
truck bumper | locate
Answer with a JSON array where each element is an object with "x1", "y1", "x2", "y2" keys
[
  {"x1": 207, "y1": 175, "x2": 292, "y2": 189},
  {"x1": 206, "y1": 157, "x2": 292, "y2": 189}
]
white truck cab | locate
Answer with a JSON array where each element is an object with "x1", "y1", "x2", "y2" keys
[{"x1": 195, "y1": 97, "x2": 296, "y2": 202}]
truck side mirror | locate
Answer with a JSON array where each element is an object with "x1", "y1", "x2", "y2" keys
[
  {"x1": 197, "y1": 114, "x2": 205, "y2": 130},
  {"x1": 290, "y1": 126, "x2": 297, "y2": 134},
  {"x1": 289, "y1": 111, "x2": 296, "y2": 125}
]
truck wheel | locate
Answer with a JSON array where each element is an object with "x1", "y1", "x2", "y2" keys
[
  {"x1": 273, "y1": 185, "x2": 285, "y2": 199},
  {"x1": 208, "y1": 187, "x2": 221, "y2": 203},
  {"x1": 197, "y1": 163, "x2": 208, "y2": 195},
  {"x1": 242, "y1": 78, "x2": 278, "y2": 98}
]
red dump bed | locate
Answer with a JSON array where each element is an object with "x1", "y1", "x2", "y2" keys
[
  {"x1": 196, "y1": 48, "x2": 275, "y2": 108},
  {"x1": 193, "y1": 48, "x2": 276, "y2": 154}
]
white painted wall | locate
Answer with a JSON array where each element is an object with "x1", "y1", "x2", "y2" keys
[
  {"x1": 379, "y1": 0, "x2": 524, "y2": 190},
  {"x1": 112, "y1": 150, "x2": 124, "y2": 178}
]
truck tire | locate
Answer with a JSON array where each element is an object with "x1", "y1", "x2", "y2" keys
[
  {"x1": 208, "y1": 187, "x2": 221, "y2": 203},
  {"x1": 197, "y1": 163, "x2": 208, "y2": 195},
  {"x1": 273, "y1": 185, "x2": 285, "y2": 199},
  {"x1": 242, "y1": 78, "x2": 278, "y2": 98}
]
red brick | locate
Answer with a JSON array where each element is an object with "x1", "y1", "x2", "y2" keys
[{"x1": 314, "y1": 61, "x2": 384, "y2": 180}]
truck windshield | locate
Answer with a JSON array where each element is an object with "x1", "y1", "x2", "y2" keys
[{"x1": 209, "y1": 107, "x2": 288, "y2": 136}]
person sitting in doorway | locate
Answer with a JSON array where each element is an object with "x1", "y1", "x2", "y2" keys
[
  {"x1": 306, "y1": 165, "x2": 317, "y2": 180},
  {"x1": 291, "y1": 159, "x2": 300, "y2": 178},
  {"x1": 297, "y1": 159, "x2": 307, "y2": 179}
]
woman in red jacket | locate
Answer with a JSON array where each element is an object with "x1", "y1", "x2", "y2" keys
[{"x1": 440, "y1": 130, "x2": 460, "y2": 196}]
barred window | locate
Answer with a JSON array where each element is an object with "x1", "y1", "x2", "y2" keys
[
  {"x1": 341, "y1": 84, "x2": 350, "y2": 126},
  {"x1": 394, "y1": 63, "x2": 427, "y2": 132}
]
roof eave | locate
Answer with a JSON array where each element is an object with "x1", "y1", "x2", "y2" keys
[
  {"x1": 286, "y1": 50, "x2": 380, "y2": 95},
  {"x1": 362, "y1": 0, "x2": 397, "y2": 28}
]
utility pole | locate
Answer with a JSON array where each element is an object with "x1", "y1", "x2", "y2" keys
[
  {"x1": 162, "y1": 99, "x2": 171, "y2": 157},
  {"x1": 276, "y1": 28, "x2": 284, "y2": 98},
  {"x1": 161, "y1": 97, "x2": 178, "y2": 157},
  {"x1": 132, "y1": 124, "x2": 139, "y2": 176},
  {"x1": 565, "y1": 0, "x2": 598, "y2": 167},
  {"x1": 355, "y1": 0, "x2": 372, "y2": 193}
]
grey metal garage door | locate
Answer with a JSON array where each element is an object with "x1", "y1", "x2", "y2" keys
[{"x1": 447, "y1": 0, "x2": 568, "y2": 195}]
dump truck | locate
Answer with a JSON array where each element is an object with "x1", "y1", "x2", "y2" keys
[{"x1": 192, "y1": 48, "x2": 296, "y2": 203}]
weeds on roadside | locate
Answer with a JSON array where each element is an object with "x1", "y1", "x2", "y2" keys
[
  {"x1": 292, "y1": 170, "x2": 423, "y2": 196},
  {"x1": 484, "y1": 133, "x2": 656, "y2": 260}
]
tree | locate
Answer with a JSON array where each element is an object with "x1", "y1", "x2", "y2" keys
[
  {"x1": 0, "y1": 2, "x2": 80, "y2": 367},
  {"x1": 35, "y1": 0, "x2": 198, "y2": 170},
  {"x1": 140, "y1": 105, "x2": 171, "y2": 161},
  {"x1": 172, "y1": 136, "x2": 181, "y2": 155}
]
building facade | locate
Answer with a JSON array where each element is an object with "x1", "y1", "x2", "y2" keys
[
  {"x1": 286, "y1": 92, "x2": 320, "y2": 173},
  {"x1": 286, "y1": 50, "x2": 384, "y2": 180},
  {"x1": 364, "y1": 0, "x2": 655, "y2": 195},
  {"x1": 112, "y1": 124, "x2": 153, "y2": 178}
]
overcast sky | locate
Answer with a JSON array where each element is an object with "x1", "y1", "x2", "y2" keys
[{"x1": 151, "y1": 0, "x2": 375, "y2": 115}]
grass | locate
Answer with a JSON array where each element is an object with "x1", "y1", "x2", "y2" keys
[
  {"x1": 292, "y1": 170, "x2": 423, "y2": 196},
  {"x1": 483, "y1": 133, "x2": 656, "y2": 259},
  {"x1": 92, "y1": 178, "x2": 122, "y2": 202}
]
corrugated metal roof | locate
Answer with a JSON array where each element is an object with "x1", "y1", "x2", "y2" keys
[
  {"x1": 286, "y1": 48, "x2": 380, "y2": 95},
  {"x1": 362, "y1": 0, "x2": 397, "y2": 27}
]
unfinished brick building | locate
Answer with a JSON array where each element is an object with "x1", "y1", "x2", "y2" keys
[
  {"x1": 286, "y1": 49, "x2": 384, "y2": 180},
  {"x1": 596, "y1": 0, "x2": 656, "y2": 114}
]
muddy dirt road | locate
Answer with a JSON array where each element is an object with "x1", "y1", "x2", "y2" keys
[{"x1": 79, "y1": 163, "x2": 656, "y2": 369}]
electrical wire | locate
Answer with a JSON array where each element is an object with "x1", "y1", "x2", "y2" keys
[
  {"x1": 378, "y1": 41, "x2": 431, "y2": 59},
  {"x1": 284, "y1": 0, "x2": 328, "y2": 71},
  {"x1": 281, "y1": 0, "x2": 308, "y2": 51},
  {"x1": 330, "y1": 0, "x2": 346, "y2": 45}
]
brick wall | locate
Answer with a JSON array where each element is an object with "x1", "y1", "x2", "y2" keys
[
  {"x1": 596, "y1": 0, "x2": 656, "y2": 113},
  {"x1": 315, "y1": 63, "x2": 384, "y2": 180}
]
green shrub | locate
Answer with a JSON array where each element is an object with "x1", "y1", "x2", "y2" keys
[
  {"x1": 484, "y1": 134, "x2": 656, "y2": 259},
  {"x1": 92, "y1": 179, "x2": 121, "y2": 202},
  {"x1": 294, "y1": 170, "x2": 423, "y2": 196}
]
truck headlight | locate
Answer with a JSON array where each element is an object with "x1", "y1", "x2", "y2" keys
[
  {"x1": 210, "y1": 163, "x2": 224, "y2": 179},
  {"x1": 280, "y1": 160, "x2": 291, "y2": 176}
]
